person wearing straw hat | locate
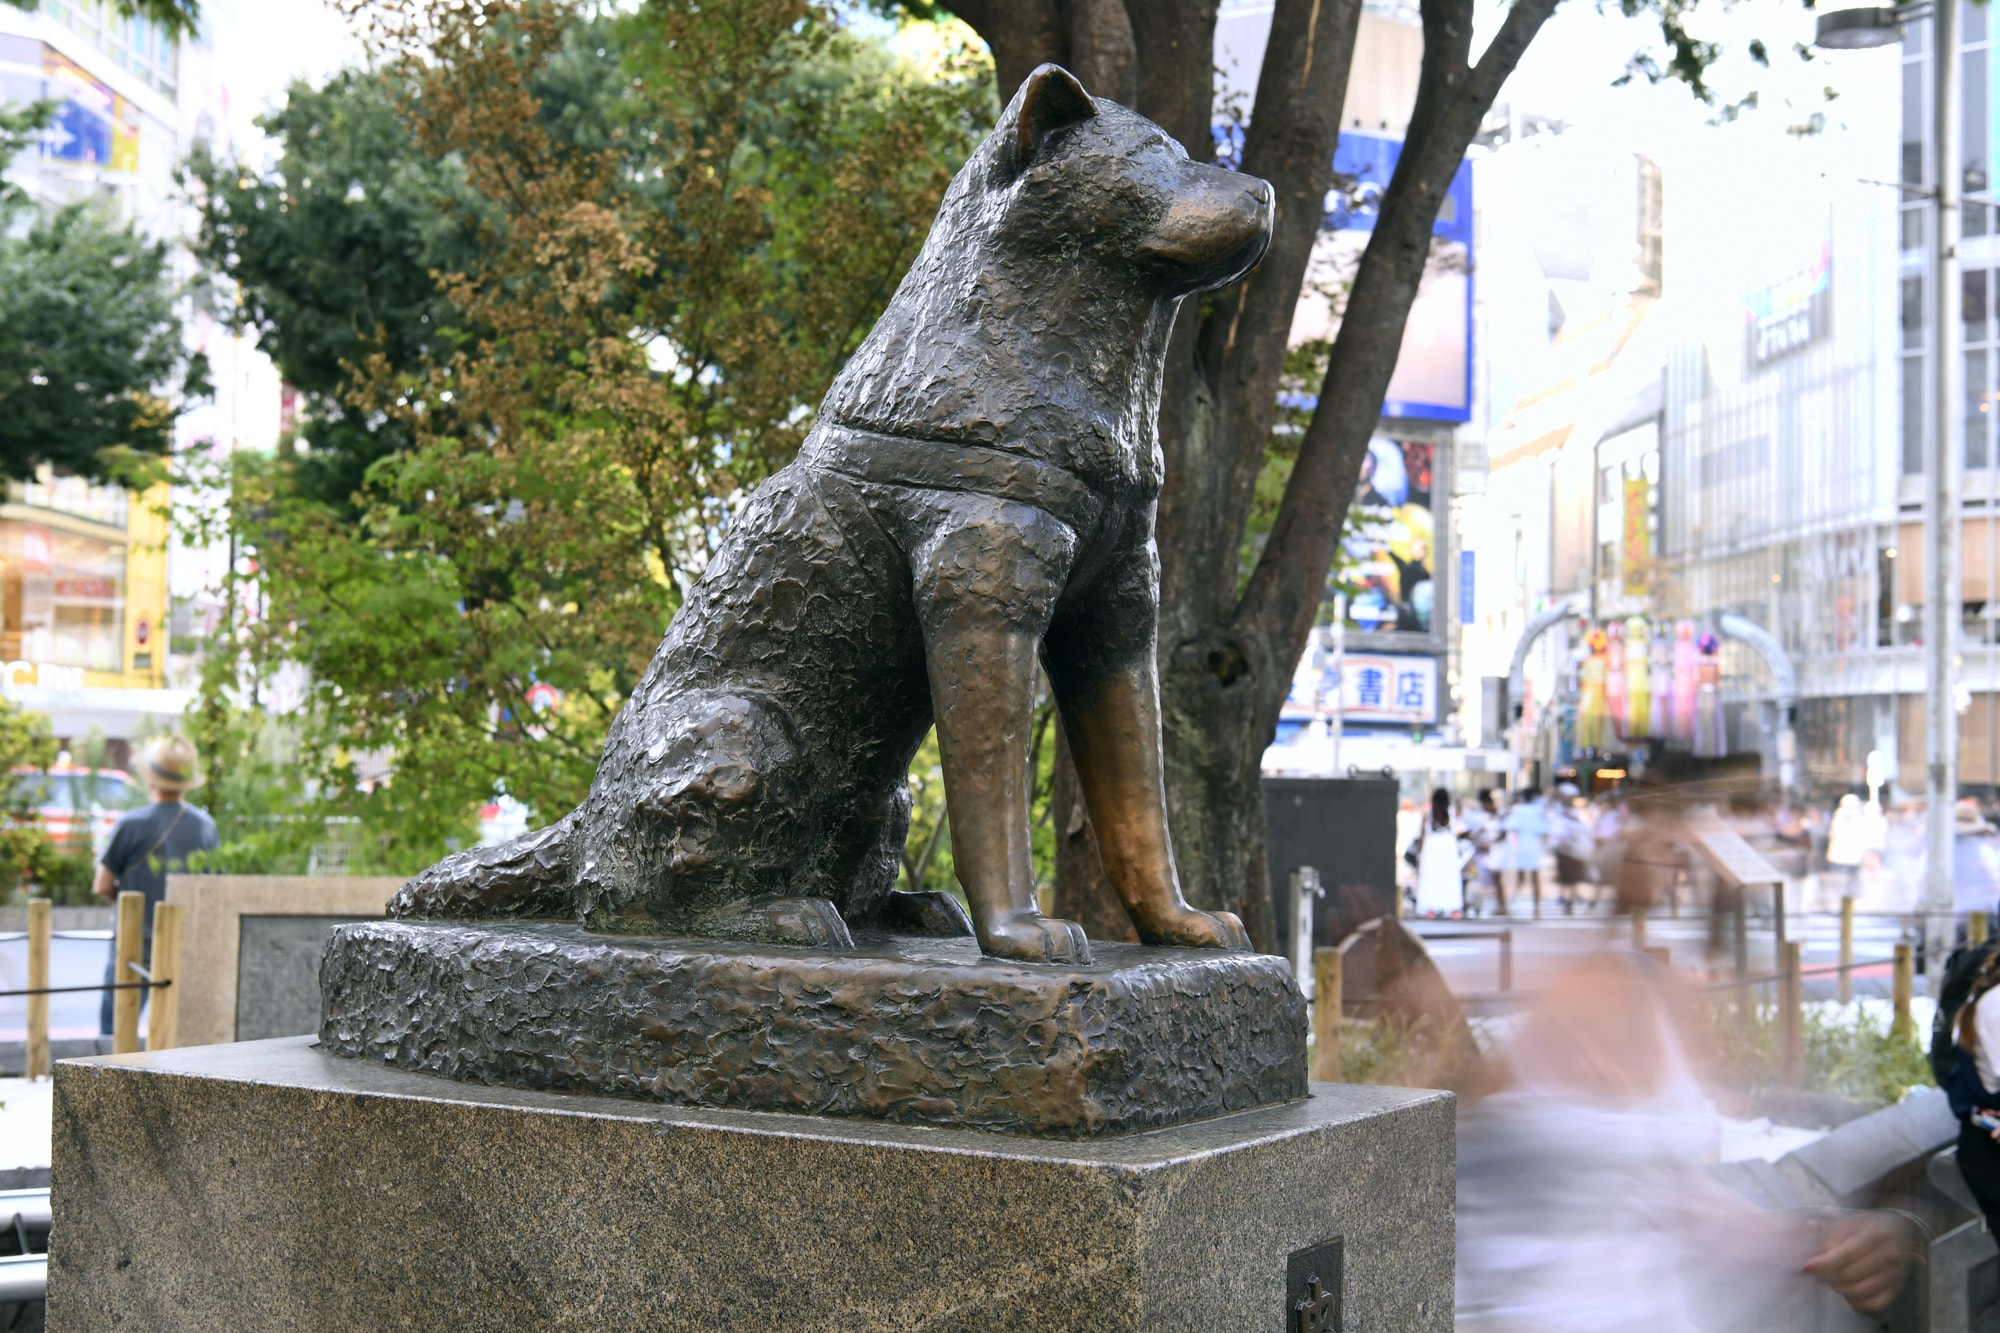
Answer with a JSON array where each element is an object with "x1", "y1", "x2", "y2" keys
[{"x1": 92, "y1": 734, "x2": 218, "y2": 1036}]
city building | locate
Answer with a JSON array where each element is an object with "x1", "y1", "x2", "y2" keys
[
  {"x1": 1451, "y1": 25, "x2": 1910, "y2": 797},
  {"x1": 0, "y1": 0, "x2": 290, "y2": 763}
]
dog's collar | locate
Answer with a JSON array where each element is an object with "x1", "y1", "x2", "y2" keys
[{"x1": 802, "y1": 423, "x2": 1104, "y2": 537}]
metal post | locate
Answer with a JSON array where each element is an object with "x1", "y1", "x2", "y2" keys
[
  {"x1": 1781, "y1": 940, "x2": 1804, "y2": 1086},
  {"x1": 111, "y1": 890, "x2": 144, "y2": 1056},
  {"x1": 1289, "y1": 867, "x2": 1322, "y2": 997},
  {"x1": 1839, "y1": 895, "x2": 1856, "y2": 1005},
  {"x1": 148, "y1": 902, "x2": 182, "y2": 1052},
  {"x1": 1734, "y1": 889, "x2": 1749, "y2": 990},
  {"x1": 1330, "y1": 599, "x2": 1345, "y2": 777},
  {"x1": 1312, "y1": 948, "x2": 1342, "y2": 1082},
  {"x1": 26, "y1": 899, "x2": 48, "y2": 1080},
  {"x1": 1895, "y1": 941, "x2": 1916, "y2": 1041},
  {"x1": 1927, "y1": 0, "x2": 1965, "y2": 989}
]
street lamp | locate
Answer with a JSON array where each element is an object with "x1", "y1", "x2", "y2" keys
[
  {"x1": 1813, "y1": 7, "x2": 1908, "y2": 47},
  {"x1": 1817, "y1": 0, "x2": 1960, "y2": 988}
]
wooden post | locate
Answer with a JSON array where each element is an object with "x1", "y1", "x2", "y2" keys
[
  {"x1": 1632, "y1": 908, "x2": 1647, "y2": 951},
  {"x1": 147, "y1": 902, "x2": 183, "y2": 1052},
  {"x1": 111, "y1": 890, "x2": 144, "y2": 1055},
  {"x1": 26, "y1": 898, "x2": 49, "y2": 1080},
  {"x1": 1975, "y1": 910, "x2": 1991, "y2": 947},
  {"x1": 1838, "y1": 896, "x2": 1856, "y2": 1005},
  {"x1": 1498, "y1": 930, "x2": 1514, "y2": 992},
  {"x1": 1893, "y1": 942, "x2": 1915, "y2": 1042},
  {"x1": 1780, "y1": 941, "x2": 1804, "y2": 1086},
  {"x1": 1312, "y1": 948, "x2": 1342, "y2": 1083}
]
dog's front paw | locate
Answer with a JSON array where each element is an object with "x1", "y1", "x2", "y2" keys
[
  {"x1": 1137, "y1": 907, "x2": 1250, "y2": 951},
  {"x1": 978, "y1": 911, "x2": 1092, "y2": 965}
]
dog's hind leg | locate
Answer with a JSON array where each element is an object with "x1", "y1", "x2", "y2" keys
[{"x1": 387, "y1": 812, "x2": 577, "y2": 920}]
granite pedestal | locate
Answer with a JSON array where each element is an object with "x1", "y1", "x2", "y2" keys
[
  {"x1": 320, "y1": 920, "x2": 1308, "y2": 1135},
  {"x1": 50, "y1": 1037, "x2": 1453, "y2": 1331}
]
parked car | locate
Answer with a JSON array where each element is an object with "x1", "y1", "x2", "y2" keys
[{"x1": 11, "y1": 765, "x2": 148, "y2": 857}]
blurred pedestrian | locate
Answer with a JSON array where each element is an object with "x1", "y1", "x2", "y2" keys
[
  {"x1": 1549, "y1": 782, "x2": 1594, "y2": 914},
  {"x1": 1955, "y1": 799, "x2": 2000, "y2": 922},
  {"x1": 1499, "y1": 786, "x2": 1550, "y2": 918},
  {"x1": 1458, "y1": 951, "x2": 1916, "y2": 1330},
  {"x1": 1414, "y1": 786, "x2": 1463, "y2": 917},
  {"x1": 94, "y1": 736, "x2": 218, "y2": 1037},
  {"x1": 1463, "y1": 788, "x2": 1504, "y2": 916},
  {"x1": 1824, "y1": 794, "x2": 1868, "y2": 899}
]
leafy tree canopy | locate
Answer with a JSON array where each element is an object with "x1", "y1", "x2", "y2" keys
[
  {"x1": 192, "y1": 0, "x2": 993, "y2": 868},
  {"x1": 0, "y1": 0, "x2": 201, "y2": 38},
  {"x1": 0, "y1": 193, "x2": 208, "y2": 484}
]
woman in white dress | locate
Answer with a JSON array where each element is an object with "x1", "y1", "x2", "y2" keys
[{"x1": 1415, "y1": 786, "x2": 1464, "y2": 916}]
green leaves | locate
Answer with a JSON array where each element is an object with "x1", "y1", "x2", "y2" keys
[
  {"x1": 0, "y1": 0, "x2": 201, "y2": 36},
  {"x1": 0, "y1": 201, "x2": 201, "y2": 484},
  {"x1": 192, "y1": 1, "x2": 992, "y2": 855}
]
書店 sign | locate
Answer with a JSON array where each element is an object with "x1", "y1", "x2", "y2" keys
[{"x1": 1340, "y1": 653, "x2": 1437, "y2": 724}]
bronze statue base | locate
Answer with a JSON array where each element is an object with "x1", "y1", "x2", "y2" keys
[
  {"x1": 51, "y1": 1037, "x2": 1453, "y2": 1330},
  {"x1": 318, "y1": 919, "x2": 1306, "y2": 1136}
]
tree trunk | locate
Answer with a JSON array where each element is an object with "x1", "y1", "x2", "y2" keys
[{"x1": 943, "y1": 0, "x2": 1559, "y2": 953}]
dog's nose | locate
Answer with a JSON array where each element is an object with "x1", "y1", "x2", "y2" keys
[{"x1": 1250, "y1": 179, "x2": 1273, "y2": 205}]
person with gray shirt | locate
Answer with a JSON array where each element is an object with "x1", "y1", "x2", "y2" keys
[{"x1": 94, "y1": 735, "x2": 218, "y2": 1036}]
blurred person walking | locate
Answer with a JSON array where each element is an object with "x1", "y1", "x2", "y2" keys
[
  {"x1": 1954, "y1": 799, "x2": 2000, "y2": 922},
  {"x1": 93, "y1": 736, "x2": 218, "y2": 1037},
  {"x1": 1824, "y1": 794, "x2": 1869, "y2": 900},
  {"x1": 1498, "y1": 786, "x2": 1550, "y2": 918},
  {"x1": 1549, "y1": 782, "x2": 1594, "y2": 914},
  {"x1": 1414, "y1": 786, "x2": 1464, "y2": 917},
  {"x1": 1458, "y1": 950, "x2": 1916, "y2": 1330},
  {"x1": 1463, "y1": 788, "x2": 1505, "y2": 916}
]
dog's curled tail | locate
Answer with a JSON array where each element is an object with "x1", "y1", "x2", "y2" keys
[{"x1": 387, "y1": 812, "x2": 577, "y2": 920}]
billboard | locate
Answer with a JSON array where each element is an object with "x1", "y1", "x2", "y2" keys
[
  {"x1": 1329, "y1": 435, "x2": 1435, "y2": 635},
  {"x1": 47, "y1": 47, "x2": 140, "y2": 173},
  {"x1": 8, "y1": 43, "x2": 141, "y2": 174},
  {"x1": 1290, "y1": 132, "x2": 1473, "y2": 423}
]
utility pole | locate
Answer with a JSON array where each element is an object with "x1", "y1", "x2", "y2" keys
[
  {"x1": 1927, "y1": 0, "x2": 1962, "y2": 988},
  {"x1": 1817, "y1": 1, "x2": 1960, "y2": 983}
]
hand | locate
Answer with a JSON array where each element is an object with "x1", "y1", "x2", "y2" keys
[
  {"x1": 92, "y1": 881, "x2": 113, "y2": 901},
  {"x1": 1803, "y1": 1212, "x2": 1912, "y2": 1315}
]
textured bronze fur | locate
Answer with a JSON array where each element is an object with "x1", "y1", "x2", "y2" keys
[{"x1": 387, "y1": 66, "x2": 1274, "y2": 964}]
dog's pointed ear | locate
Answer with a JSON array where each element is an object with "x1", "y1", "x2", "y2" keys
[{"x1": 1008, "y1": 64, "x2": 1096, "y2": 173}]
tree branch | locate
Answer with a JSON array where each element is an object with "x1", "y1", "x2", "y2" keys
[
  {"x1": 940, "y1": 1, "x2": 1069, "y2": 102},
  {"x1": 1124, "y1": 0, "x2": 1222, "y2": 159},
  {"x1": 1236, "y1": 0, "x2": 1559, "y2": 696},
  {"x1": 1158, "y1": 0, "x2": 1363, "y2": 645}
]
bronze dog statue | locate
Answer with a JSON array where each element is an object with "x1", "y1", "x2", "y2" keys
[{"x1": 389, "y1": 65, "x2": 1274, "y2": 964}]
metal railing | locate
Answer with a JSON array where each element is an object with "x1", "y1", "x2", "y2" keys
[{"x1": 1, "y1": 892, "x2": 183, "y2": 1077}]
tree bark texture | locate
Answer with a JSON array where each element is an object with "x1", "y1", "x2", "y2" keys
[{"x1": 948, "y1": 0, "x2": 1558, "y2": 952}]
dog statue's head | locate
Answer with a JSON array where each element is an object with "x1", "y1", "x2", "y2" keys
[
  {"x1": 990, "y1": 64, "x2": 1273, "y2": 298},
  {"x1": 819, "y1": 65, "x2": 1275, "y2": 475}
]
